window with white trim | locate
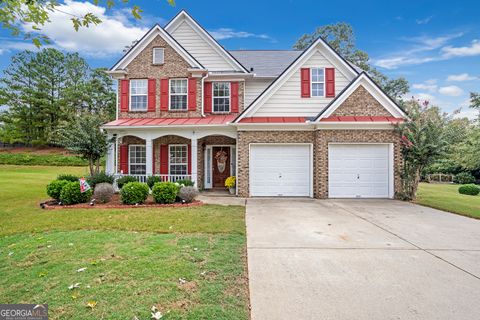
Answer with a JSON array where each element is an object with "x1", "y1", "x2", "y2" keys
[
  {"x1": 169, "y1": 79, "x2": 188, "y2": 110},
  {"x1": 169, "y1": 145, "x2": 188, "y2": 175},
  {"x1": 213, "y1": 82, "x2": 230, "y2": 112},
  {"x1": 130, "y1": 79, "x2": 148, "y2": 111},
  {"x1": 129, "y1": 145, "x2": 146, "y2": 174},
  {"x1": 311, "y1": 68, "x2": 325, "y2": 97},
  {"x1": 153, "y1": 48, "x2": 164, "y2": 64}
]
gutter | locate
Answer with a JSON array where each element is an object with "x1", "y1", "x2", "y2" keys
[{"x1": 200, "y1": 72, "x2": 209, "y2": 117}]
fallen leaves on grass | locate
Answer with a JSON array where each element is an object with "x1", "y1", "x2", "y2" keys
[
  {"x1": 150, "y1": 306, "x2": 162, "y2": 319},
  {"x1": 76, "y1": 267, "x2": 87, "y2": 272},
  {"x1": 86, "y1": 300, "x2": 97, "y2": 309},
  {"x1": 68, "y1": 283, "x2": 81, "y2": 290}
]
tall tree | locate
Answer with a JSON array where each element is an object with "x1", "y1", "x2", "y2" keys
[
  {"x1": 293, "y1": 23, "x2": 409, "y2": 100},
  {"x1": 470, "y1": 92, "x2": 480, "y2": 121},
  {"x1": 0, "y1": 0, "x2": 174, "y2": 46}
]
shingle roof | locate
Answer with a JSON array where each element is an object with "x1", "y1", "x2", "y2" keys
[{"x1": 229, "y1": 50, "x2": 302, "y2": 77}]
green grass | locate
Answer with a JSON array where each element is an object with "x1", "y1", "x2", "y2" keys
[
  {"x1": 416, "y1": 182, "x2": 480, "y2": 219},
  {"x1": 0, "y1": 165, "x2": 248, "y2": 319},
  {"x1": 0, "y1": 153, "x2": 89, "y2": 166}
]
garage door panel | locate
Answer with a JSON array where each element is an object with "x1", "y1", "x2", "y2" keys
[
  {"x1": 250, "y1": 145, "x2": 311, "y2": 197},
  {"x1": 329, "y1": 144, "x2": 391, "y2": 198}
]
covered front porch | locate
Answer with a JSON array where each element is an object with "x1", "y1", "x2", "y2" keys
[{"x1": 104, "y1": 127, "x2": 237, "y2": 191}]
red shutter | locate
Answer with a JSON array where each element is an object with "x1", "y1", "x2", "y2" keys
[
  {"x1": 147, "y1": 79, "x2": 156, "y2": 112},
  {"x1": 187, "y1": 145, "x2": 192, "y2": 175},
  {"x1": 119, "y1": 144, "x2": 128, "y2": 174},
  {"x1": 160, "y1": 78, "x2": 169, "y2": 111},
  {"x1": 120, "y1": 79, "x2": 129, "y2": 112},
  {"x1": 188, "y1": 78, "x2": 197, "y2": 111},
  {"x1": 231, "y1": 82, "x2": 239, "y2": 113},
  {"x1": 300, "y1": 68, "x2": 310, "y2": 98},
  {"x1": 204, "y1": 82, "x2": 212, "y2": 113},
  {"x1": 325, "y1": 68, "x2": 335, "y2": 98},
  {"x1": 160, "y1": 144, "x2": 169, "y2": 174}
]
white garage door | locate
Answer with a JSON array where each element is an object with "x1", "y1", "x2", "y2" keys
[
  {"x1": 328, "y1": 144, "x2": 391, "y2": 198},
  {"x1": 250, "y1": 144, "x2": 311, "y2": 197}
]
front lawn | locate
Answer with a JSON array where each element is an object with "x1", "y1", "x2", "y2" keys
[
  {"x1": 0, "y1": 165, "x2": 248, "y2": 319},
  {"x1": 416, "y1": 182, "x2": 480, "y2": 219}
]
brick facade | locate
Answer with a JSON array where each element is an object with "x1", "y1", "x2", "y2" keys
[{"x1": 331, "y1": 85, "x2": 393, "y2": 117}]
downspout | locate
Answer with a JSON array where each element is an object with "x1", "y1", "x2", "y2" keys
[
  {"x1": 200, "y1": 72, "x2": 209, "y2": 117},
  {"x1": 115, "y1": 79, "x2": 119, "y2": 120}
]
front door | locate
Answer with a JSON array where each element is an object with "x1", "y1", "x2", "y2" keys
[{"x1": 212, "y1": 147, "x2": 230, "y2": 188}]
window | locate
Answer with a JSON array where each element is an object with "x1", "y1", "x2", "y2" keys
[
  {"x1": 169, "y1": 145, "x2": 188, "y2": 175},
  {"x1": 311, "y1": 68, "x2": 325, "y2": 97},
  {"x1": 213, "y1": 82, "x2": 230, "y2": 112},
  {"x1": 129, "y1": 145, "x2": 146, "y2": 174},
  {"x1": 130, "y1": 79, "x2": 148, "y2": 111},
  {"x1": 153, "y1": 48, "x2": 164, "y2": 64},
  {"x1": 169, "y1": 79, "x2": 188, "y2": 110}
]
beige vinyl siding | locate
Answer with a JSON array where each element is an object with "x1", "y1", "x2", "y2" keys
[
  {"x1": 244, "y1": 79, "x2": 274, "y2": 107},
  {"x1": 170, "y1": 21, "x2": 236, "y2": 71},
  {"x1": 252, "y1": 50, "x2": 352, "y2": 117}
]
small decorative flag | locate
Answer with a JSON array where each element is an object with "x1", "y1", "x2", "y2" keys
[{"x1": 79, "y1": 178, "x2": 91, "y2": 193}]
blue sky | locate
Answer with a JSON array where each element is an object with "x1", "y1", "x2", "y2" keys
[{"x1": 0, "y1": 0, "x2": 479, "y2": 118}]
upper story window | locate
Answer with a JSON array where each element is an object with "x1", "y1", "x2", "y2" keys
[
  {"x1": 130, "y1": 79, "x2": 148, "y2": 111},
  {"x1": 170, "y1": 79, "x2": 188, "y2": 110},
  {"x1": 311, "y1": 68, "x2": 325, "y2": 97},
  {"x1": 213, "y1": 82, "x2": 230, "y2": 113},
  {"x1": 169, "y1": 145, "x2": 188, "y2": 175},
  {"x1": 153, "y1": 48, "x2": 164, "y2": 65},
  {"x1": 129, "y1": 145, "x2": 146, "y2": 174}
]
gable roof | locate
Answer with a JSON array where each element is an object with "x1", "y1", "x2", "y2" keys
[
  {"x1": 165, "y1": 10, "x2": 249, "y2": 73},
  {"x1": 313, "y1": 72, "x2": 407, "y2": 121},
  {"x1": 233, "y1": 37, "x2": 360, "y2": 123},
  {"x1": 110, "y1": 24, "x2": 203, "y2": 71},
  {"x1": 229, "y1": 50, "x2": 302, "y2": 77}
]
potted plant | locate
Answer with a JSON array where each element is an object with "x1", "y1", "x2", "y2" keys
[{"x1": 225, "y1": 176, "x2": 236, "y2": 195}]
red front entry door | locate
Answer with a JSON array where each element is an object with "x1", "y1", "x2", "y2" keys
[{"x1": 212, "y1": 147, "x2": 230, "y2": 188}]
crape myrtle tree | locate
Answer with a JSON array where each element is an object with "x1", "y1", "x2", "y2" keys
[
  {"x1": 293, "y1": 23, "x2": 409, "y2": 101},
  {"x1": 395, "y1": 100, "x2": 448, "y2": 200},
  {"x1": 57, "y1": 114, "x2": 111, "y2": 176}
]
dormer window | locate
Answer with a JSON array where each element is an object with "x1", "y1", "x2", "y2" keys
[
  {"x1": 169, "y1": 79, "x2": 188, "y2": 110},
  {"x1": 130, "y1": 79, "x2": 148, "y2": 111},
  {"x1": 153, "y1": 48, "x2": 164, "y2": 65},
  {"x1": 311, "y1": 68, "x2": 325, "y2": 97}
]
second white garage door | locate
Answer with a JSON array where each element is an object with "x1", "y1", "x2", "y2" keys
[
  {"x1": 250, "y1": 144, "x2": 312, "y2": 197},
  {"x1": 328, "y1": 144, "x2": 392, "y2": 198}
]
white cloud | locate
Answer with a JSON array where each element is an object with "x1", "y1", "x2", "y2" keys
[
  {"x1": 416, "y1": 16, "x2": 433, "y2": 25},
  {"x1": 411, "y1": 92, "x2": 436, "y2": 102},
  {"x1": 442, "y1": 40, "x2": 480, "y2": 57},
  {"x1": 21, "y1": 0, "x2": 148, "y2": 57},
  {"x1": 453, "y1": 107, "x2": 479, "y2": 120},
  {"x1": 209, "y1": 28, "x2": 272, "y2": 41},
  {"x1": 447, "y1": 73, "x2": 478, "y2": 81},
  {"x1": 438, "y1": 85, "x2": 464, "y2": 96},
  {"x1": 412, "y1": 83, "x2": 437, "y2": 92}
]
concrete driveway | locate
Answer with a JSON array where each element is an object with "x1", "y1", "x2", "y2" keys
[{"x1": 246, "y1": 199, "x2": 480, "y2": 320}]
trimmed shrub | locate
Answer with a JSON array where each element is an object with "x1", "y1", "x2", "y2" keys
[
  {"x1": 93, "y1": 183, "x2": 115, "y2": 203},
  {"x1": 152, "y1": 182, "x2": 179, "y2": 204},
  {"x1": 178, "y1": 186, "x2": 198, "y2": 203},
  {"x1": 116, "y1": 175, "x2": 137, "y2": 189},
  {"x1": 176, "y1": 179, "x2": 194, "y2": 187},
  {"x1": 57, "y1": 174, "x2": 79, "y2": 182},
  {"x1": 146, "y1": 176, "x2": 162, "y2": 189},
  {"x1": 120, "y1": 182, "x2": 149, "y2": 204},
  {"x1": 454, "y1": 172, "x2": 476, "y2": 185},
  {"x1": 60, "y1": 181, "x2": 92, "y2": 205},
  {"x1": 458, "y1": 184, "x2": 480, "y2": 196},
  {"x1": 46, "y1": 179, "x2": 69, "y2": 200},
  {"x1": 87, "y1": 172, "x2": 114, "y2": 188}
]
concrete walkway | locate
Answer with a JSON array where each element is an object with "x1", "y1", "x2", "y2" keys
[{"x1": 246, "y1": 198, "x2": 480, "y2": 320}]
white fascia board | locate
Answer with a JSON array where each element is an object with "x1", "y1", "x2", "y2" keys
[
  {"x1": 110, "y1": 25, "x2": 203, "y2": 71},
  {"x1": 235, "y1": 38, "x2": 359, "y2": 122},
  {"x1": 165, "y1": 11, "x2": 249, "y2": 73},
  {"x1": 315, "y1": 122, "x2": 395, "y2": 130},
  {"x1": 234, "y1": 123, "x2": 314, "y2": 131},
  {"x1": 316, "y1": 74, "x2": 407, "y2": 121}
]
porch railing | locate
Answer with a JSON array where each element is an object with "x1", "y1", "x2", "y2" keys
[{"x1": 114, "y1": 174, "x2": 193, "y2": 185}]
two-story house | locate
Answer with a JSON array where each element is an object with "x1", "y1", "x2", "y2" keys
[{"x1": 103, "y1": 10, "x2": 407, "y2": 199}]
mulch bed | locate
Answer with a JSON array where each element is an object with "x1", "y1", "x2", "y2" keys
[{"x1": 41, "y1": 194, "x2": 203, "y2": 210}]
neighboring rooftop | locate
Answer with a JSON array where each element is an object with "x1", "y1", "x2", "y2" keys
[{"x1": 229, "y1": 50, "x2": 302, "y2": 77}]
